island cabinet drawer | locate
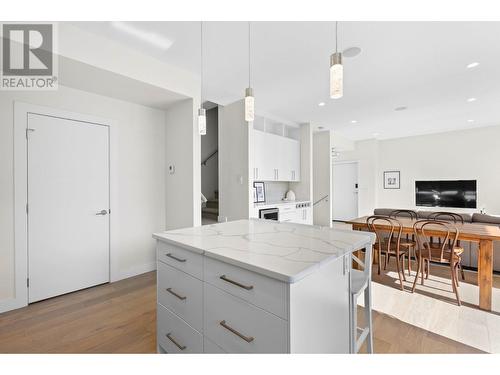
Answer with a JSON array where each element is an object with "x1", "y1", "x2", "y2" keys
[
  {"x1": 204, "y1": 283, "x2": 288, "y2": 353},
  {"x1": 157, "y1": 304, "x2": 203, "y2": 354},
  {"x1": 204, "y1": 256, "x2": 288, "y2": 319},
  {"x1": 157, "y1": 241, "x2": 202, "y2": 279},
  {"x1": 203, "y1": 337, "x2": 226, "y2": 353},
  {"x1": 157, "y1": 261, "x2": 203, "y2": 332}
]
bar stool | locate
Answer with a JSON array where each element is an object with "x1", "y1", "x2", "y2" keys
[{"x1": 350, "y1": 239, "x2": 374, "y2": 353}]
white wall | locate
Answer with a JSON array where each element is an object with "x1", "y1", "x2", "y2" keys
[
  {"x1": 313, "y1": 131, "x2": 332, "y2": 226},
  {"x1": 165, "y1": 99, "x2": 201, "y2": 229},
  {"x1": 57, "y1": 23, "x2": 202, "y2": 231},
  {"x1": 335, "y1": 125, "x2": 500, "y2": 216},
  {"x1": 376, "y1": 126, "x2": 500, "y2": 214},
  {"x1": 0, "y1": 85, "x2": 166, "y2": 304},
  {"x1": 218, "y1": 100, "x2": 251, "y2": 222},
  {"x1": 201, "y1": 108, "x2": 219, "y2": 200},
  {"x1": 290, "y1": 123, "x2": 313, "y2": 202}
]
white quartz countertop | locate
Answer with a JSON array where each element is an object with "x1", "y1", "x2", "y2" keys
[{"x1": 153, "y1": 219, "x2": 375, "y2": 283}]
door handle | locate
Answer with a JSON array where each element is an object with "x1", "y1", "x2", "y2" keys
[{"x1": 96, "y1": 210, "x2": 108, "y2": 216}]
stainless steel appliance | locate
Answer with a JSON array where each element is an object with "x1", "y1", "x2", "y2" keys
[{"x1": 259, "y1": 207, "x2": 279, "y2": 221}]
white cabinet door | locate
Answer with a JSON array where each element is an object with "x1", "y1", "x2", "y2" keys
[
  {"x1": 253, "y1": 130, "x2": 301, "y2": 182},
  {"x1": 290, "y1": 140, "x2": 301, "y2": 181},
  {"x1": 254, "y1": 130, "x2": 274, "y2": 181},
  {"x1": 305, "y1": 207, "x2": 313, "y2": 225},
  {"x1": 275, "y1": 135, "x2": 287, "y2": 181},
  {"x1": 279, "y1": 137, "x2": 300, "y2": 182},
  {"x1": 280, "y1": 210, "x2": 299, "y2": 223}
]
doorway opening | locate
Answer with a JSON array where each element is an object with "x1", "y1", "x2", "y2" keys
[
  {"x1": 332, "y1": 161, "x2": 359, "y2": 222},
  {"x1": 201, "y1": 102, "x2": 220, "y2": 225}
]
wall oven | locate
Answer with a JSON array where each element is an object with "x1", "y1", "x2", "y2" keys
[{"x1": 259, "y1": 207, "x2": 279, "y2": 221}]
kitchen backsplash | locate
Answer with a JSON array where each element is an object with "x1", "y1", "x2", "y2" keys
[{"x1": 264, "y1": 181, "x2": 289, "y2": 202}]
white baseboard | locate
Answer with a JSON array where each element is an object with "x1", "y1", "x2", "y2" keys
[
  {"x1": 0, "y1": 262, "x2": 157, "y2": 315},
  {"x1": 111, "y1": 261, "x2": 157, "y2": 282},
  {"x1": 0, "y1": 297, "x2": 27, "y2": 314}
]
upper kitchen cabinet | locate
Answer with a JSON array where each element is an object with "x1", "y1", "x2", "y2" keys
[{"x1": 253, "y1": 116, "x2": 301, "y2": 182}]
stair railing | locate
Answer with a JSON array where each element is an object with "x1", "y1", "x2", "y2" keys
[
  {"x1": 201, "y1": 149, "x2": 218, "y2": 166},
  {"x1": 313, "y1": 194, "x2": 329, "y2": 206}
]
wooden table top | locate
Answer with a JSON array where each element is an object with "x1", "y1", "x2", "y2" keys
[{"x1": 345, "y1": 216, "x2": 500, "y2": 242}]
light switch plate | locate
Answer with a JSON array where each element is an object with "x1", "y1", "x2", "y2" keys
[{"x1": 169, "y1": 165, "x2": 175, "y2": 174}]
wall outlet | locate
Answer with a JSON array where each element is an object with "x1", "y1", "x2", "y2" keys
[{"x1": 169, "y1": 165, "x2": 175, "y2": 175}]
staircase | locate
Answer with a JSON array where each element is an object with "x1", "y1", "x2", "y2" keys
[{"x1": 202, "y1": 191, "x2": 219, "y2": 222}]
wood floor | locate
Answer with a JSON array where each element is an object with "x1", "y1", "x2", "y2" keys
[
  {"x1": 0, "y1": 271, "x2": 484, "y2": 353},
  {"x1": 0, "y1": 272, "x2": 157, "y2": 353}
]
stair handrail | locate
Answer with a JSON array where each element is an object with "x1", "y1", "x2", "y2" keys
[
  {"x1": 201, "y1": 149, "x2": 218, "y2": 166},
  {"x1": 313, "y1": 194, "x2": 329, "y2": 206}
]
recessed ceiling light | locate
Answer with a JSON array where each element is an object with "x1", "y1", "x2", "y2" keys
[
  {"x1": 343, "y1": 46, "x2": 362, "y2": 58},
  {"x1": 394, "y1": 106, "x2": 407, "y2": 111},
  {"x1": 351, "y1": 120, "x2": 358, "y2": 124},
  {"x1": 468, "y1": 119, "x2": 475, "y2": 123},
  {"x1": 467, "y1": 97, "x2": 477, "y2": 102},
  {"x1": 467, "y1": 62, "x2": 480, "y2": 69},
  {"x1": 318, "y1": 102, "x2": 326, "y2": 107},
  {"x1": 111, "y1": 21, "x2": 174, "y2": 50}
]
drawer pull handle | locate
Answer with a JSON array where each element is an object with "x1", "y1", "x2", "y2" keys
[
  {"x1": 219, "y1": 275, "x2": 254, "y2": 290},
  {"x1": 166, "y1": 332, "x2": 186, "y2": 350},
  {"x1": 219, "y1": 320, "x2": 254, "y2": 343},
  {"x1": 166, "y1": 253, "x2": 187, "y2": 263},
  {"x1": 166, "y1": 287, "x2": 187, "y2": 301}
]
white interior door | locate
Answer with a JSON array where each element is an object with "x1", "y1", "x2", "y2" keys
[
  {"x1": 27, "y1": 113, "x2": 110, "y2": 303},
  {"x1": 332, "y1": 162, "x2": 358, "y2": 221}
]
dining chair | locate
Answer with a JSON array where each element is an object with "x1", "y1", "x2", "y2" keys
[
  {"x1": 389, "y1": 209, "x2": 418, "y2": 275},
  {"x1": 428, "y1": 211, "x2": 465, "y2": 224},
  {"x1": 350, "y1": 241, "x2": 373, "y2": 353},
  {"x1": 411, "y1": 220, "x2": 463, "y2": 305},
  {"x1": 366, "y1": 215, "x2": 408, "y2": 290},
  {"x1": 428, "y1": 212, "x2": 465, "y2": 280}
]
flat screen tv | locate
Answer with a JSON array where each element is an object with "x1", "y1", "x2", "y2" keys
[{"x1": 415, "y1": 180, "x2": 477, "y2": 209}]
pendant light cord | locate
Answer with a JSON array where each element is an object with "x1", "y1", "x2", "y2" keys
[
  {"x1": 248, "y1": 21, "x2": 251, "y2": 88},
  {"x1": 335, "y1": 21, "x2": 338, "y2": 53},
  {"x1": 200, "y1": 21, "x2": 203, "y2": 106}
]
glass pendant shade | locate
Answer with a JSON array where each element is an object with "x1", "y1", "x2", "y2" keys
[
  {"x1": 198, "y1": 108, "x2": 206, "y2": 135},
  {"x1": 245, "y1": 87, "x2": 255, "y2": 122},
  {"x1": 330, "y1": 52, "x2": 343, "y2": 99}
]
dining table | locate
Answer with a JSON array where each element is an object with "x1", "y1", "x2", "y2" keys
[{"x1": 345, "y1": 215, "x2": 500, "y2": 311}]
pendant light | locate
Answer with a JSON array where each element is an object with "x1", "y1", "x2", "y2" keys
[
  {"x1": 245, "y1": 21, "x2": 255, "y2": 122},
  {"x1": 330, "y1": 21, "x2": 343, "y2": 99},
  {"x1": 198, "y1": 21, "x2": 206, "y2": 135}
]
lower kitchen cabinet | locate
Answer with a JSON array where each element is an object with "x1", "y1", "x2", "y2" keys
[{"x1": 156, "y1": 241, "x2": 351, "y2": 353}]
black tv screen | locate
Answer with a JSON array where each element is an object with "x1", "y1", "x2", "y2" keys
[{"x1": 415, "y1": 180, "x2": 477, "y2": 208}]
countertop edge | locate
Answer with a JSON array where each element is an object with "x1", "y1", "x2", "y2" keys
[{"x1": 152, "y1": 231, "x2": 375, "y2": 284}]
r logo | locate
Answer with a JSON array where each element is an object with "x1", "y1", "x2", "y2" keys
[{"x1": 2, "y1": 24, "x2": 53, "y2": 76}]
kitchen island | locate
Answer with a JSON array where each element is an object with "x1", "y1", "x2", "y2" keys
[{"x1": 153, "y1": 219, "x2": 375, "y2": 353}]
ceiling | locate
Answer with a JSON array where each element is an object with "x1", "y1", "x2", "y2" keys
[{"x1": 71, "y1": 21, "x2": 500, "y2": 140}]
